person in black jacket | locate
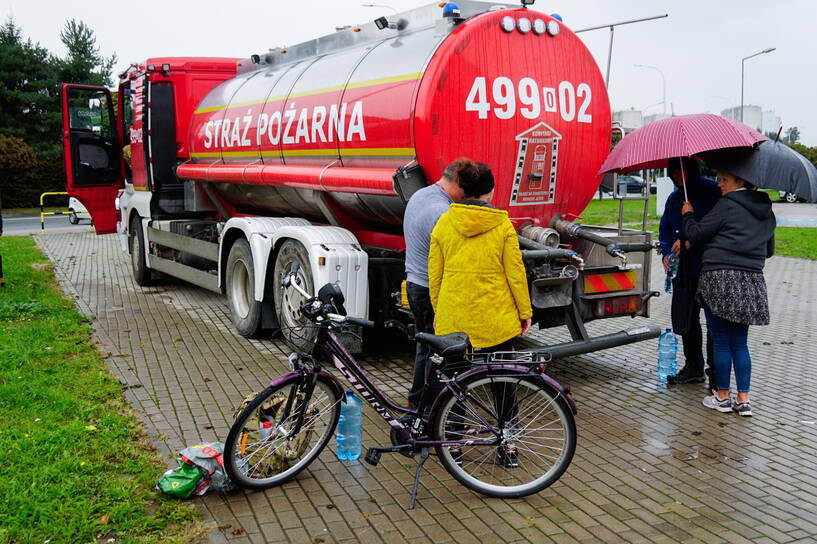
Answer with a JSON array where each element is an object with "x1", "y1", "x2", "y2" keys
[
  {"x1": 659, "y1": 158, "x2": 720, "y2": 387},
  {"x1": 681, "y1": 171, "x2": 775, "y2": 417}
]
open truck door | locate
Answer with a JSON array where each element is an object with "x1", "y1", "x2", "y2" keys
[{"x1": 61, "y1": 84, "x2": 123, "y2": 234}]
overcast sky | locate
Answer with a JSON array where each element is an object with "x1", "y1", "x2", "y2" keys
[{"x1": 7, "y1": 0, "x2": 816, "y2": 145}]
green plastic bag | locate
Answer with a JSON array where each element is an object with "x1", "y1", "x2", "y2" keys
[{"x1": 156, "y1": 460, "x2": 204, "y2": 499}]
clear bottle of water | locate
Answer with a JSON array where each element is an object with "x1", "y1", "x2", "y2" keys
[
  {"x1": 658, "y1": 328, "x2": 678, "y2": 382},
  {"x1": 664, "y1": 254, "x2": 679, "y2": 294},
  {"x1": 336, "y1": 390, "x2": 362, "y2": 461}
]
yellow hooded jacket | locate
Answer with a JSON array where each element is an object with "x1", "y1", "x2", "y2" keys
[{"x1": 428, "y1": 203, "x2": 533, "y2": 349}]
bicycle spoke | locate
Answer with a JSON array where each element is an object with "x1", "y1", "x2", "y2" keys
[
  {"x1": 225, "y1": 378, "x2": 341, "y2": 487},
  {"x1": 435, "y1": 374, "x2": 575, "y2": 497}
]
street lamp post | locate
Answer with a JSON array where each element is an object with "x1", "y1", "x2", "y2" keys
[
  {"x1": 574, "y1": 14, "x2": 668, "y2": 88},
  {"x1": 740, "y1": 47, "x2": 776, "y2": 122},
  {"x1": 361, "y1": 3, "x2": 399, "y2": 14},
  {"x1": 634, "y1": 64, "x2": 666, "y2": 115}
]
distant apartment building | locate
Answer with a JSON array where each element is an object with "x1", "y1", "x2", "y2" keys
[
  {"x1": 613, "y1": 108, "x2": 643, "y2": 133},
  {"x1": 615, "y1": 105, "x2": 781, "y2": 136},
  {"x1": 721, "y1": 105, "x2": 782, "y2": 136},
  {"x1": 643, "y1": 113, "x2": 670, "y2": 126},
  {"x1": 762, "y1": 110, "x2": 782, "y2": 136}
]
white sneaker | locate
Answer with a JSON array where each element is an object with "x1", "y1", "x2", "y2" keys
[
  {"x1": 732, "y1": 401, "x2": 753, "y2": 417},
  {"x1": 702, "y1": 394, "x2": 732, "y2": 413}
]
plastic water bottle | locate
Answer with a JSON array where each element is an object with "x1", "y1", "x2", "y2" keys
[
  {"x1": 259, "y1": 419, "x2": 272, "y2": 441},
  {"x1": 658, "y1": 329, "x2": 678, "y2": 382},
  {"x1": 664, "y1": 254, "x2": 679, "y2": 294},
  {"x1": 336, "y1": 390, "x2": 362, "y2": 460}
]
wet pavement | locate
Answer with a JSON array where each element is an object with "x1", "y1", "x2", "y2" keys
[{"x1": 36, "y1": 231, "x2": 817, "y2": 543}]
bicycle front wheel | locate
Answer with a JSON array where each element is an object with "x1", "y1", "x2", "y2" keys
[
  {"x1": 432, "y1": 371, "x2": 576, "y2": 498},
  {"x1": 224, "y1": 374, "x2": 342, "y2": 490}
]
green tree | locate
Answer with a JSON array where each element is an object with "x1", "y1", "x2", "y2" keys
[
  {"x1": 785, "y1": 126, "x2": 800, "y2": 145},
  {"x1": 0, "y1": 18, "x2": 60, "y2": 145},
  {"x1": 58, "y1": 19, "x2": 117, "y2": 87},
  {"x1": 0, "y1": 18, "x2": 117, "y2": 206},
  {"x1": 788, "y1": 143, "x2": 817, "y2": 169}
]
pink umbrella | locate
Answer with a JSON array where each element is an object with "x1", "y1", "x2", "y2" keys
[{"x1": 598, "y1": 113, "x2": 767, "y2": 199}]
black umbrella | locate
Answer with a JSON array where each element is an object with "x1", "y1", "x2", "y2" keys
[{"x1": 701, "y1": 140, "x2": 817, "y2": 202}]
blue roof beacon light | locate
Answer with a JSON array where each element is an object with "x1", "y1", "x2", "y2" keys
[
  {"x1": 550, "y1": 13, "x2": 563, "y2": 22},
  {"x1": 442, "y1": 2, "x2": 461, "y2": 18}
]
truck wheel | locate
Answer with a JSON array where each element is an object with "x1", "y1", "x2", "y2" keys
[
  {"x1": 226, "y1": 238, "x2": 263, "y2": 338},
  {"x1": 129, "y1": 216, "x2": 153, "y2": 286},
  {"x1": 68, "y1": 210, "x2": 79, "y2": 225},
  {"x1": 273, "y1": 239, "x2": 318, "y2": 351}
]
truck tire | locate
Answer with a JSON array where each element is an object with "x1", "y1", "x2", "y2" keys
[
  {"x1": 226, "y1": 238, "x2": 263, "y2": 338},
  {"x1": 273, "y1": 239, "x2": 318, "y2": 351},
  {"x1": 129, "y1": 216, "x2": 153, "y2": 286}
]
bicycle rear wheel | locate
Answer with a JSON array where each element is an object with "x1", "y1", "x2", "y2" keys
[
  {"x1": 431, "y1": 371, "x2": 576, "y2": 498},
  {"x1": 224, "y1": 374, "x2": 342, "y2": 490}
]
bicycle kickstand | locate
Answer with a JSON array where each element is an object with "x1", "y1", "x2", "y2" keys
[{"x1": 407, "y1": 447, "x2": 430, "y2": 510}]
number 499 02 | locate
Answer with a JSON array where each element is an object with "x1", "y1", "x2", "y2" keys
[{"x1": 465, "y1": 77, "x2": 592, "y2": 123}]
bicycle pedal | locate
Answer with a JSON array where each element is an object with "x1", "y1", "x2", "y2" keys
[{"x1": 364, "y1": 448, "x2": 381, "y2": 466}]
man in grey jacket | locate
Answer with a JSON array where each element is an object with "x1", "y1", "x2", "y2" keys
[{"x1": 403, "y1": 159, "x2": 471, "y2": 408}]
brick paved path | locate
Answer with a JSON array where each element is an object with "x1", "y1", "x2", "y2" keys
[{"x1": 37, "y1": 232, "x2": 817, "y2": 544}]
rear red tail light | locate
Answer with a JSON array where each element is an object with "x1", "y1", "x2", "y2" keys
[{"x1": 595, "y1": 295, "x2": 642, "y2": 317}]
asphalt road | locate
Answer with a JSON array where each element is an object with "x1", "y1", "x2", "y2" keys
[
  {"x1": 1, "y1": 213, "x2": 91, "y2": 236},
  {"x1": 773, "y1": 201, "x2": 817, "y2": 227}
]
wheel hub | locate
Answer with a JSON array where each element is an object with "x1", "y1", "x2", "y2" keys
[
  {"x1": 230, "y1": 260, "x2": 252, "y2": 319},
  {"x1": 281, "y1": 271, "x2": 309, "y2": 327}
]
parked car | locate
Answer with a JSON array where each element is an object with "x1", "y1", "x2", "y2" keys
[
  {"x1": 778, "y1": 191, "x2": 806, "y2": 203},
  {"x1": 617, "y1": 175, "x2": 655, "y2": 195},
  {"x1": 68, "y1": 197, "x2": 91, "y2": 224}
]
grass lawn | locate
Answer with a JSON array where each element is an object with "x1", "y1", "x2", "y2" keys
[
  {"x1": 774, "y1": 227, "x2": 817, "y2": 260},
  {"x1": 0, "y1": 237, "x2": 204, "y2": 543},
  {"x1": 579, "y1": 194, "x2": 660, "y2": 226},
  {"x1": 579, "y1": 194, "x2": 817, "y2": 260}
]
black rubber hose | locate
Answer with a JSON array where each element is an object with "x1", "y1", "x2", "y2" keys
[
  {"x1": 549, "y1": 215, "x2": 621, "y2": 257},
  {"x1": 520, "y1": 249, "x2": 577, "y2": 260},
  {"x1": 613, "y1": 242, "x2": 655, "y2": 253},
  {"x1": 517, "y1": 235, "x2": 547, "y2": 250}
]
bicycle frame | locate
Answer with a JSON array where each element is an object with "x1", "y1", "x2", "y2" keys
[{"x1": 284, "y1": 325, "x2": 576, "y2": 449}]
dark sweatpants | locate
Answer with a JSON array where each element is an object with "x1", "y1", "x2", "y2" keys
[
  {"x1": 680, "y1": 274, "x2": 714, "y2": 386},
  {"x1": 406, "y1": 281, "x2": 435, "y2": 407}
]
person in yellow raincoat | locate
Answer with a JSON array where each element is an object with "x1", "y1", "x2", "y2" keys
[
  {"x1": 428, "y1": 162, "x2": 532, "y2": 467},
  {"x1": 429, "y1": 164, "x2": 532, "y2": 350}
]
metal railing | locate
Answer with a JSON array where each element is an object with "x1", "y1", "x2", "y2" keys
[{"x1": 39, "y1": 192, "x2": 69, "y2": 233}]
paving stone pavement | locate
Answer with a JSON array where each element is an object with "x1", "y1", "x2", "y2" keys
[{"x1": 36, "y1": 232, "x2": 817, "y2": 544}]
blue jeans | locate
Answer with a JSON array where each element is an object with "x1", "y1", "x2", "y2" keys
[{"x1": 703, "y1": 307, "x2": 751, "y2": 393}]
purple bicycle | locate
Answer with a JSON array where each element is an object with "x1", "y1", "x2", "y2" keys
[{"x1": 224, "y1": 264, "x2": 577, "y2": 507}]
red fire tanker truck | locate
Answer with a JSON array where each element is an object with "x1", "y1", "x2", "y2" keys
[{"x1": 61, "y1": 1, "x2": 660, "y2": 354}]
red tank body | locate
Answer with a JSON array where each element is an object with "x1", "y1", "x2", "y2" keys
[{"x1": 175, "y1": 4, "x2": 611, "y2": 244}]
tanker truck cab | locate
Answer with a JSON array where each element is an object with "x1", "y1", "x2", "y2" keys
[{"x1": 61, "y1": 1, "x2": 661, "y2": 356}]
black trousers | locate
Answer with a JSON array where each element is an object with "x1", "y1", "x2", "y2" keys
[
  {"x1": 406, "y1": 281, "x2": 435, "y2": 407},
  {"x1": 438, "y1": 339, "x2": 518, "y2": 436},
  {"x1": 679, "y1": 273, "x2": 714, "y2": 385}
]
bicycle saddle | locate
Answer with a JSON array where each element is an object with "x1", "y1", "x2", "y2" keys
[{"x1": 415, "y1": 332, "x2": 470, "y2": 358}]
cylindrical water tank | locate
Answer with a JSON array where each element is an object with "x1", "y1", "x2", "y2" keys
[{"x1": 179, "y1": 6, "x2": 611, "y2": 233}]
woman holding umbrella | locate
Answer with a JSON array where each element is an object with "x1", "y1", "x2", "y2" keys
[{"x1": 680, "y1": 172, "x2": 775, "y2": 417}]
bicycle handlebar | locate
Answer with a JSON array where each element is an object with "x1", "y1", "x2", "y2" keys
[{"x1": 327, "y1": 313, "x2": 375, "y2": 328}]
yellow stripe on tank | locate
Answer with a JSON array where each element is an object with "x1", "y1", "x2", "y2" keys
[
  {"x1": 193, "y1": 72, "x2": 423, "y2": 115},
  {"x1": 190, "y1": 147, "x2": 416, "y2": 159}
]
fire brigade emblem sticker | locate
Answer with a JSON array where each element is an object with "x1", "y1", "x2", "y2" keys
[{"x1": 509, "y1": 122, "x2": 562, "y2": 206}]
